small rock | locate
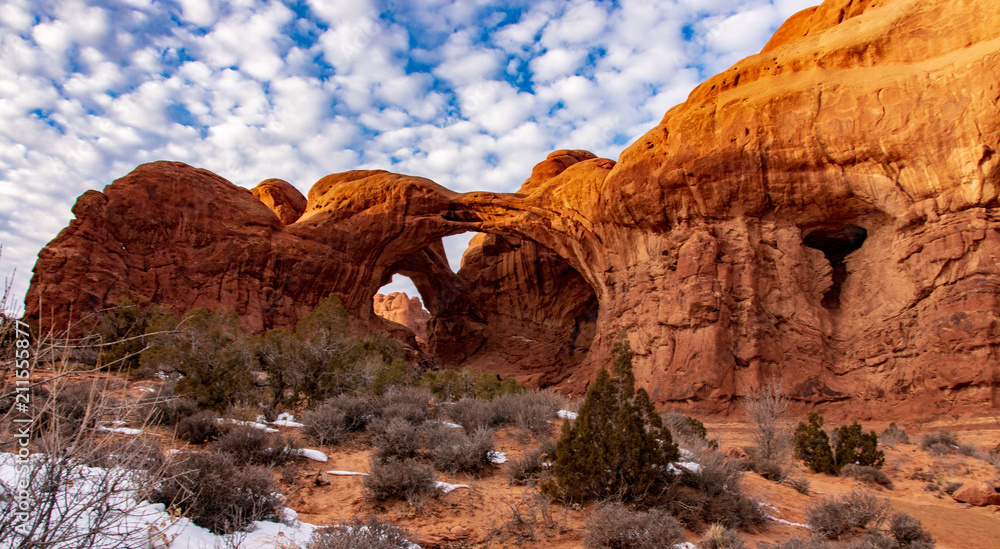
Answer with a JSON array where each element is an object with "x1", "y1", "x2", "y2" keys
[
  {"x1": 724, "y1": 446, "x2": 749, "y2": 460},
  {"x1": 444, "y1": 525, "x2": 472, "y2": 540},
  {"x1": 314, "y1": 472, "x2": 330, "y2": 486}
]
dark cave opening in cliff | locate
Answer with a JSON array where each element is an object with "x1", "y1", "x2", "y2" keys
[{"x1": 803, "y1": 224, "x2": 867, "y2": 310}]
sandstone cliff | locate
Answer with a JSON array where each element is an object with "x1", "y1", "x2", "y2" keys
[
  {"x1": 373, "y1": 293, "x2": 432, "y2": 341},
  {"x1": 25, "y1": 0, "x2": 1000, "y2": 416}
]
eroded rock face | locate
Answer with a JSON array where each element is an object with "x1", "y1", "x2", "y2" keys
[
  {"x1": 25, "y1": 0, "x2": 1000, "y2": 416},
  {"x1": 251, "y1": 178, "x2": 307, "y2": 224},
  {"x1": 373, "y1": 293, "x2": 431, "y2": 340}
]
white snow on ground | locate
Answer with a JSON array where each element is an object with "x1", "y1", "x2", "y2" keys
[
  {"x1": 556, "y1": 410, "x2": 578, "y2": 420},
  {"x1": 679, "y1": 447, "x2": 694, "y2": 460},
  {"x1": 437, "y1": 421, "x2": 463, "y2": 429},
  {"x1": 95, "y1": 425, "x2": 146, "y2": 436},
  {"x1": 760, "y1": 501, "x2": 810, "y2": 529},
  {"x1": 291, "y1": 448, "x2": 328, "y2": 462},
  {"x1": 435, "y1": 481, "x2": 470, "y2": 494},
  {"x1": 666, "y1": 461, "x2": 703, "y2": 474},
  {"x1": 674, "y1": 543, "x2": 699, "y2": 549},
  {"x1": 327, "y1": 470, "x2": 370, "y2": 476},
  {"x1": 488, "y1": 451, "x2": 507, "y2": 464},
  {"x1": 260, "y1": 412, "x2": 306, "y2": 428},
  {"x1": 217, "y1": 418, "x2": 279, "y2": 432},
  {"x1": 0, "y1": 453, "x2": 321, "y2": 548}
]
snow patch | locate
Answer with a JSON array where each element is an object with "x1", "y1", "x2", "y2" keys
[
  {"x1": 291, "y1": 448, "x2": 328, "y2": 462},
  {"x1": 557, "y1": 410, "x2": 578, "y2": 420},
  {"x1": 217, "y1": 418, "x2": 279, "y2": 432},
  {"x1": 327, "y1": 470, "x2": 369, "y2": 476},
  {"x1": 95, "y1": 425, "x2": 146, "y2": 436},
  {"x1": 436, "y1": 481, "x2": 470, "y2": 494},
  {"x1": 489, "y1": 451, "x2": 507, "y2": 464}
]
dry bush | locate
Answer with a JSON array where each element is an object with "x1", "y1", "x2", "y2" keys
[
  {"x1": 302, "y1": 403, "x2": 349, "y2": 446},
  {"x1": 508, "y1": 440, "x2": 556, "y2": 485},
  {"x1": 782, "y1": 476, "x2": 811, "y2": 495},
  {"x1": 842, "y1": 464, "x2": 893, "y2": 489},
  {"x1": 887, "y1": 511, "x2": 934, "y2": 547},
  {"x1": 942, "y1": 481, "x2": 963, "y2": 495},
  {"x1": 665, "y1": 450, "x2": 767, "y2": 531},
  {"x1": 503, "y1": 390, "x2": 564, "y2": 435},
  {"x1": 152, "y1": 452, "x2": 281, "y2": 535},
  {"x1": 430, "y1": 426, "x2": 496, "y2": 475},
  {"x1": 921, "y1": 431, "x2": 960, "y2": 456},
  {"x1": 214, "y1": 423, "x2": 299, "y2": 466},
  {"x1": 176, "y1": 410, "x2": 225, "y2": 444},
  {"x1": 879, "y1": 423, "x2": 910, "y2": 447},
  {"x1": 137, "y1": 385, "x2": 198, "y2": 426},
  {"x1": 447, "y1": 397, "x2": 497, "y2": 431},
  {"x1": 378, "y1": 386, "x2": 433, "y2": 425},
  {"x1": 362, "y1": 458, "x2": 436, "y2": 506},
  {"x1": 372, "y1": 417, "x2": 423, "y2": 462},
  {"x1": 488, "y1": 489, "x2": 566, "y2": 544},
  {"x1": 311, "y1": 515, "x2": 415, "y2": 549},
  {"x1": 743, "y1": 379, "x2": 791, "y2": 465},
  {"x1": 700, "y1": 522, "x2": 748, "y2": 549},
  {"x1": 584, "y1": 502, "x2": 684, "y2": 549},
  {"x1": 807, "y1": 490, "x2": 889, "y2": 540}
]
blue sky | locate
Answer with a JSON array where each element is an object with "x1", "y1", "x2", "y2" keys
[{"x1": 0, "y1": 0, "x2": 816, "y2": 309}]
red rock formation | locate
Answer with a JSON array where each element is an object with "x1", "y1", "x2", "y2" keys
[
  {"x1": 24, "y1": 0, "x2": 1000, "y2": 417},
  {"x1": 373, "y1": 292, "x2": 431, "y2": 340},
  {"x1": 251, "y1": 178, "x2": 306, "y2": 224}
]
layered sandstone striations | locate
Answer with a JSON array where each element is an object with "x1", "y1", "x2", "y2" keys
[{"x1": 25, "y1": 0, "x2": 1000, "y2": 415}]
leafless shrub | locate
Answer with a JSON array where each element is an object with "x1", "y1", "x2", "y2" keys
[
  {"x1": 584, "y1": 502, "x2": 684, "y2": 549},
  {"x1": 176, "y1": 410, "x2": 225, "y2": 444},
  {"x1": 488, "y1": 489, "x2": 566, "y2": 544},
  {"x1": 378, "y1": 386, "x2": 433, "y2": 425},
  {"x1": 214, "y1": 423, "x2": 299, "y2": 466},
  {"x1": 302, "y1": 403, "x2": 349, "y2": 446},
  {"x1": 137, "y1": 384, "x2": 198, "y2": 426},
  {"x1": 447, "y1": 397, "x2": 497, "y2": 432},
  {"x1": 372, "y1": 417, "x2": 422, "y2": 462},
  {"x1": 942, "y1": 481, "x2": 963, "y2": 495},
  {"x1": 921, "y1": 431, "x2": 959, "y2": 455},
  {"x1": 431, "y1": 426, "x2": 496, "y2": 475},
  {"x1": 665, "y1": 449, "x2": 768, "y2": 531},
  {"x1": 508, "y1": 440, "x2": 556, "y2": 486},
  {"x1": 842, "y1": 464, "x2": 894, "y2": 489},
  {"x1": 743, "y1": 379, "x2": 791, "y2": 466},
  {"x1": 311, "y1": 515, "x2": 416, "y2": 549},
  {"x1": 879, "y1": 423, "x2": 910, "y2": 447},
  {"x1": 152, "y1": 452, "x2": 281, "y2": 535},
  {"x1": 807, "y1": 490, "x2": 889, "y2": 540},
  {"x1": 503, "y1": 391, "x2": 564, "y2": 435},
  {"x1": 362, "y1": 458, "x2": 436, "y2": 506}
]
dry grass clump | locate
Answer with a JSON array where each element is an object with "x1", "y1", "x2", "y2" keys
[{"x1": 700, "y1": 522, "x2": 748, "y2": 549}]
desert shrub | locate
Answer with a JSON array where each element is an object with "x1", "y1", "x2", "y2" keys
[
  {"x1": 151, "y1": 452, "x2": 280, "y2": 535},
  {"x1": 748, "y1": 452, "x2": 787, "y2": 482},
  {"x1": 920, "y1": 430, "x2": 965, "y2": 456},
  {"x1": 794, "y1": 412, "x2": 837, "y2": 474},
  {"x1": 783, "y1": 476, "x2": 811, "y2": 495},
  {"x1": 842, "y1": 464, "x2": 893, "y2": 489},
  {"x1": 302, "y1": 393, "x2": 376, "y2": 446},
  {"x1": 162, "y1": 309, "x2": 258, "y2": 410},
  {"x1": 372, "y1": 417, "x2": 423, "y2": 462},
  {"x1": 419, "y1": 368, "x2": 474, "y2": 401},
  {"x1": 833, "y1": 422, "x2": 884, "y2": 470},
  {"x1": 378, "y1": 386, "x2": 433, "y2": 424},
  {"x1": 362, "y1": 458, "x2": 436, "y2": 506},
  {"x1": 472, "y1": 370, "x2": 525, "y2": 399},
  {"x1": 887, "y1": 511, "x2": 934, "y2": 547},
  {"x1": 880, "y1": 423, "x2": 910, "y2": 446},
  {"x1": 80, "y1": 436, "x2": 164, "y2": 471},
  {"x1": 667, "y1": 450, "x2": 768, "y2": 531},
  {"x1": 508, "y1": 439, "x2": 556, "y2": 485},
  {"x1": 137, "y1": 383, "x2": 198, "y2": 426},
  {"x1": 505, "y1": 391, "x2": 564, "y2": 435},
  {"x1": 744, "y1": 379, "x2": 791, "y2": 464},
  {"x1": 550, "y1": 341, "x2": 679, "y2": 503},
  {"x1": 662, "y1": 411, "x2": 714, "y2": 446},
  {"x1": 215, "y1": 424, "x2": 299, "y2": 466},
  {"x1": 700, "y1": 522, "x2": 748, "y2": 549},
  {"x1": 311, "y1": 515, "x2": 415, "y2": 549},
  {"x1": 807, "y1": 490, "x2": 889, "y2": 540},
  {"x1": 431, "y1": 426, "x2": 496, "y2": 475},
  {"x1": 942, "y1": 481, "x2": 963, "y2": 495},
  {"x1": 89, "y1": 297, "x2": 172, "y2": 373},
  {"x1": 176, "y1": 410, "x2": 225, "y2": 444},
  {"x1": 448, "y1": 397, "x2": 498, "y2": 431},
  {"x1": 488, "y1": 489, "x2": 565, "y2": 544},
  {"x1": 584, "y1": 502, "x2": 684, "y2": 549}
]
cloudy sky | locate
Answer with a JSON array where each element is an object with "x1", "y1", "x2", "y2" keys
[{"x1": 0, "y1": 0, "x2": 815, "y2": 309}]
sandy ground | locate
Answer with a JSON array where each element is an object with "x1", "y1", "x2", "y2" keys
[{"x1": 25, "y1": 370, "x2": 1000, "y2": 548}]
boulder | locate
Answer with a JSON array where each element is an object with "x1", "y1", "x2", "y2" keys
[{"x1": 952, "y1": 481, "x2": 1000, "y2": 506}]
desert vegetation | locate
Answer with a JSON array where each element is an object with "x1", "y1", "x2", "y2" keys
[{"x1": 0, "y1": 288, "x2": 972, "y2": 548}]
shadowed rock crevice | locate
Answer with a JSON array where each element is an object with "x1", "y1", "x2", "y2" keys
[{"x1": 803, "y1": 224, "x2": 868, "y2": 309}]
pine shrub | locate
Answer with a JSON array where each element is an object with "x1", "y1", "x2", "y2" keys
[
  {"x1": 832, "y1": 421, "x2": 884, "y2": 470},
  {"x1": 793, "y1": 412, "x2": 836, "y2": 474},
  {"x1": 550, "y1": 341, "x2": 679, "y2": 503}
]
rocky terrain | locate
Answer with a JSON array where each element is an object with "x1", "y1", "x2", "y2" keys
[
  {"x1": 24, "y1": 0, "x2": 1000, "y2": 416},
  {"x1": 373, "y1": 293, "x2": 432, "y2": 341}
]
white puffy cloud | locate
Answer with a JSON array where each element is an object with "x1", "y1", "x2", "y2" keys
[{"x1": 0, "y1": 0, "x2": 813, "y2": 306}]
